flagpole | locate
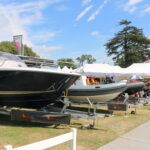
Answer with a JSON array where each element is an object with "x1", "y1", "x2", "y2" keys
[{"x1": 22, "y1": 35, "x2": 24, "y2": 56}]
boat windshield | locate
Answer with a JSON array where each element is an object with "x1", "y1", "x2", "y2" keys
[{"x1": 0, "y1": 51, "x2": 27, "y2": 68}]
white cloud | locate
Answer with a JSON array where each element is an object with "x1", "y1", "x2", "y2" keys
[
  {"x1": 122, "y1": 0, "x2": 143, "y2": 13},
  {"x1": 33, "y1": 45, "x2": 63, "y2": 59},
  {"x1": 127, "y1": 0, "x2": 143, "y2": 6},
  {"x1": 87, "y1": 0, "x2": 109, "y2": 22},
  {"x1": 82, "y1": 0, "x2": 92, "y2": 6},
  {"x1": 0, "y1": 5, "x2": 31, "y2": 44},
  {"x1": 91, "y1": 31, "x2": 102, "y2": 40},
  {"x1": 34, "y1": 45, "x2": 63, "y2": 51},
  {"x1": 91, "y1": 31, "x2": 112, "y2": 45},
  {"x1": 32, "y1": 45, "x2": 63, "y2": 59},
  {"x1": 141, "y1": 5, "x2": 150, "y2": 14},
  {"x1": 76, "y1": 5, "x2": 93, "y2": 21},
  {"x1": 31, "y1": 31, "x2": 57, "y2": 43},
  {"x1": 0, "y1": 0, "x2": 64, "y2": 55},
  {"x1": 91, "y1": 31, "x2": 100, "y2": 37},
  {"x1": 56, "y1": 5, "x2": 69, "y2": 11}
]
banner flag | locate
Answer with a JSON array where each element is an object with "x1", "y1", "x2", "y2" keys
[{"x1": 13, "y1": 35, "x2": 23, "y2": 55}]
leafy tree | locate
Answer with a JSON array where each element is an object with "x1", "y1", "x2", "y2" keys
[
  {"x1": 0, "y1": 41, "x2": 38, "y2": 57},
  {"x1": 76, "y1": 54, "x2": 96, "y2": 66},
  {"x1": 86, "y1": 55, "x2": 96, "y2": 64},
  {"x1": 105, "y1": 20, "x2": 150, "y2": 67},
  {"x1": 57, "y1": 58, "x2": 77, "y2": 69},
  {"x1": 0, "y1": 41, "x2": 17, "y2": 54},
  {"x1": 23, "y1": 44, "x2": 38, "y2": 57},
  {"x1": 76, "y1": 55, "x2": 87, "y2": 66}
]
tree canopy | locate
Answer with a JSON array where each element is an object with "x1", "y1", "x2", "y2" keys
[
  {"x1": 0, "y1": 41, "x2": 38, "y2": 57},
  {"x1": 105, "y1": 20, "x2": 150, "y2": 67},
  {"x1": 57, "y1": 54, "x2": 96, "y2": 69},
  {"x1": 57, "y1": 58, "x2": 77, "y2": 69},
  {"x1": 76, "y1": 54, "x2": 96, "y2": 66},
  {"x1": 23, "y1": 44, "x2": 38, "y2": 57}
]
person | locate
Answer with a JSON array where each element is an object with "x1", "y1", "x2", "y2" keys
[
  {"x1": 110, "y1": 76, "x2": 115, "y2": 83},
  {"x1": 91, "y1": 78, "x2": 96, "y2": 85},
  {"x1": 86, "y1": 77, "x2": 90, "y2": 85},
  {"x1": 105, "y1": 76, "x2": 114, "y2": 84}
]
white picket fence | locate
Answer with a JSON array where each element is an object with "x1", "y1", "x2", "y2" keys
[{"x1": 4, "y1": 128, "x2": 77, "y2": 150}]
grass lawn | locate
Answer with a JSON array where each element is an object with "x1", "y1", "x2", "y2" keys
[{"x1": 0, "y1": 105, "x2": 150, "y2": 150}]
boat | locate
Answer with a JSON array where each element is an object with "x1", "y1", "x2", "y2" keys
[
  {"x1": 0, "y1": 51, "x2": 80, "y2": 108},
  {"x1": 125, "y1": 81, "x2": 145, "y2": 95},
  {"x1": 67, "y1": 76, "x2": 127, "y2": 103}
]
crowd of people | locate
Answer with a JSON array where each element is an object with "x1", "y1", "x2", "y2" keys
[{"x1": 86, "y1": 76, "x2": 115, "y2": 85}]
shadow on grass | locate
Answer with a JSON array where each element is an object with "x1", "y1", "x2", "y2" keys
[{"x1": 68, "y1": 106, "x2": 111, "y2": 114}]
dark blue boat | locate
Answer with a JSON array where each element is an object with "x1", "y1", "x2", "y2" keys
[{"x1": 0, "y1": 52, "x2": 80, "y2": 108}]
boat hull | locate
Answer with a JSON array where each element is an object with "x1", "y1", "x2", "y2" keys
[
  {"x1": 67, "y1": 83, "x2": 127, "y2": 103},
  {"x1": 0, "y1": 69, "x2": 79, "y2": 108},
  {"x1": 125, "y1": 82, "x2": 145, "y2": 95}
]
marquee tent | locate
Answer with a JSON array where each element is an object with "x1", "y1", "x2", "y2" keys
[
  {"x1": 144, "y1": 60, "x2": 150, "y2": 63},
  {"x1": 75, "y1": 64, "x2": 125, "y2": 76},
  {"x1": 74, "y1": 63, "x2": 150, "y2": 78},
  {"x1": 124, "y1": 63, "x2": 150, "y2": 76}
]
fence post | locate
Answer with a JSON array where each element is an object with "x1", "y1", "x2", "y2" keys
[
  {"x1": 3, "y1": 145, "x2": 13, "y2": 150},
  {"x1": 71, "y1": 128, "x2": 77, "y2": 150}
]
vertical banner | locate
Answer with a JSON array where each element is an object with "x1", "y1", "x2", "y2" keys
[{"x1": 13, "y1": 35, "x2": 23, "y2": 55}]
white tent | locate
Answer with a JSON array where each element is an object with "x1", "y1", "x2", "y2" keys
[
  {"x1": 75, "y1": 64, "x2": 125, "y2": 76},
  {"x1": 124, "y1": 63, "x2": 150, "y2": 76},
  {"x1": 61, "y1": 66, "x2": 73, "y2": 73},
  {"x1": 57, "y1": 66, "x2": 62, "y2": 71},
  {"x1": 73, "y1": 63, "x2": 150, "y2": 78}
]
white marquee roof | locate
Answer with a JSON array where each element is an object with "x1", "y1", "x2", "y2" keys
[
  {"x1": 124, "y1": 63, "x2": 150, "y2": 76},
  {"x1": 74, "y1": 63, "x2": 150, "y2": 77},
  {"x1": 75, "y1": 64, "x2": 125, "y2": 76}
]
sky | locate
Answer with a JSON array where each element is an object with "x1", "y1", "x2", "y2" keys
[{"x1": 0, "y1": 0, "x2": 150, "y2": 64}]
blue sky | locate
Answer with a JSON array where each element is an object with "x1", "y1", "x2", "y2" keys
[{"x1": 0, "y1": 0, "x2": 150, "y2": 64}]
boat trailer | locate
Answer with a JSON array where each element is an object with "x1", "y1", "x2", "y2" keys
[
  {"x1": 107, "y1": 93, "x2": 143, "y2": 114},
  {"x1": 0, "y1": 98, "x2": 110, "y2": 128},
  {"x1": 0, "y1": 107, "x2": 71, "y2": 125}
]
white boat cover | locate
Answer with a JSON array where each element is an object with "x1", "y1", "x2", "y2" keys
[{"x1": 0, "y1": 52, "x2": 27, "y2": 68}]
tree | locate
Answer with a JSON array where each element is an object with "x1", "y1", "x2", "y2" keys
[
  {"x1": 0, "y1": 41, "x2": 17, "y2": 54},
  {"x1": 76, "y1": 55, "x2": 86, "y2": 66},
  {"x1": 23, "y1": 44, "x2": 38, "y2": 57},
  {"x1": 105, "y1": 20, "x2": 150, "y2": 67},
  {"x1": 0, "y1": 41, "x2": 38, "y2": 57},
  {"x1": 76, "y1": 54, "x2": 96, "y2": 66},
  {"x1": 57, "y1": 58, "x2": 77, "y2": 69},
  {"x1": 86, "y1": 55, "x2": 96, "y2": 64}
]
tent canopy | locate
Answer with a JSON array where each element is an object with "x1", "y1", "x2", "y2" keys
[
  {"x1": 74, "y1": 63, "x2": 150, "y2": 77},
  {"x1": 124, "y1": 63, "x2": 150, "y2": 76},
  {"x1": 75, "y1": 64, "x2": 125, "y2": 76}
]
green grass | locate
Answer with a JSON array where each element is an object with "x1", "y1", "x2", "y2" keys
[{"x1": 0, "y1": 106, "x2": 150, "y2": 150}]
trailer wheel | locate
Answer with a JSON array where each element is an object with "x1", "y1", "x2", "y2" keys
[
  {"x1": 108, "y1": 110, "x2": 113, "y2": 115},
  {"x1": 131, "y1": 110, "x2": 136, "y2": 114}
]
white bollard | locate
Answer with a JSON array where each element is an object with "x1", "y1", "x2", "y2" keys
[
  {"x1": 3, "y1": 145, "x2": 13, "y2": 150},
  {"x1": 71, "y1": 128, "x2": 77, "y2": 150}
]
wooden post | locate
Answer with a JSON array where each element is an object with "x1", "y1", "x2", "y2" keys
[
  {"x1": 3, "y1": 145, "x2": 13, "y2": 150},
  {"x1": 71, "y1": 128, "x2": 77, "y2": 150}
]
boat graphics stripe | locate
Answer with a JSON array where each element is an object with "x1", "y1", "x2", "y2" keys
[{"x1": 0, "y1": 89, "x2": 56, "y2": 95}]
